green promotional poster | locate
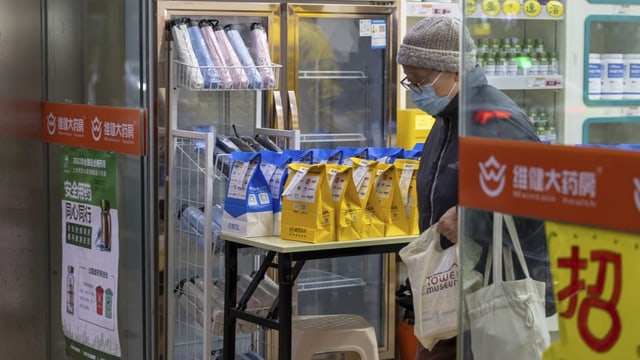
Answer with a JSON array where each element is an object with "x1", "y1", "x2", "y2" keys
[{"x1": 60, "y1": 147, "x2": 121, "y2": 360}]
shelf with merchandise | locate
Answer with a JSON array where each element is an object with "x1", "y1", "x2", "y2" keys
[{"x1": 173, "y1": 60, "x2": 282, "y2": 91}]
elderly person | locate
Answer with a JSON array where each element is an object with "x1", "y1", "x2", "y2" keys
[{"x1": 397, "y1": 16, "x2": 554, "y2": 360}]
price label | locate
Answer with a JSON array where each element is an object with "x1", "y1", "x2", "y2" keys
[
  {"x1": 465, "y1": 0, "x2": 477, "y2": 16},
  {"x1": 502, "y1": 0, "x2": 521, "y2": 16},
  {"x1": 526, "y1": 77, "x2": 546, "y2": 88},
  {"x1": 543, "y1": 222, "x2": 640, "y2": 359},
  {"x1": 523, "y1": 0, "x2": 542, "y2": 17},
  {"x1": 481, "y1": 0, "x2": 501, "y2": 16},
  {"x1": 546, "y1": 0, "x2": 564, "y2": 17}
]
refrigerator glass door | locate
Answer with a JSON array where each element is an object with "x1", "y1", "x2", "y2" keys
[
  {"x1": 286, "y1": 6, "x2": 397, "y2": 356},
  {"x1": 287, "y1": 4, "x2": 397, "y2": 148}
]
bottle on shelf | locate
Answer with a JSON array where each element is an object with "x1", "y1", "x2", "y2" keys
[
  {"x1": 538, "y1": 53, "x2": 549, "y2": 76},
  {"x1": 490, "y1": 38, "x2": 501, "y2": 55},
  {"x1": 548, "y1": 51, "x2": 559, "y2": 75},
  {"x1": 477, "y1": 38, "x2": 488, "y2": 58},
  {"x1": 495, "y1": 52, "x2": 507, "y2": 76},
  {"x1": 530, "y1": 52, "x2": 540, "y2": 76},
  {"x1": 512, "y1": 38, "x2": 522, "y2": 55},
  {"x1": 588, "y1": 53, "x2": 602, "y2": 100},
  {"x1": 534, "y1": 38, "x2": 545, "y2": 54},
  {"x1": 501, "y1": 38, "x2": 511, "y2": 55},
  {"x1": 484, "y1": 53, "x2": 496, "y2": 76},
  {"x1": 546, "y1": 121, "x2": 557, "y2": 144},
  {"x1": 516, "y1": 52, "x2": 531, "y2": 76},
  {"x1": 537, "y1": 109, "x2": 549, "y2": 142},
  {"x1": 506, "y1": 53, "x2": 518, "y2": 76},
  {"x1": 523, "y1": 38, "x2": 534, "y2": 55}
]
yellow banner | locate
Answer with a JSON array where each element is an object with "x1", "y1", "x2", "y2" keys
[{"x1": 544, "y1": 222, "x2": 640, "y2": 359}]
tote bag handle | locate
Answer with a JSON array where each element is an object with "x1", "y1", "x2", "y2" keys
[{"x1": 484, "y1": 212, "x2": 531, "y2": 285}]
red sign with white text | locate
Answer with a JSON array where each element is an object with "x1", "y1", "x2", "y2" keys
[
  {"x1": 41, "y1": 102, "x2": 146, "y2": 156},
  {"x1": 459, "y1": 137, "x2": 640, "y2": 233}
]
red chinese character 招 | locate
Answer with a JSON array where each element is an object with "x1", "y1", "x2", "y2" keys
[{"x1": 556, "y1": 246, "x2": 622, "y2": 352}]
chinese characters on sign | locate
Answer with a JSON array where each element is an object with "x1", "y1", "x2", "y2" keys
[
  {"x1": 460, "y1": 137, "x2": 640, "y2": 234},
  {"x1": 543, "y1": 222, "x2": 638, "y2": 359},
  {"x1": 556, "y1": 246, "x2": 621, "y2": 352},
  {"x1": 42, "y1": 102, "x2": 146, "y2": 156}
]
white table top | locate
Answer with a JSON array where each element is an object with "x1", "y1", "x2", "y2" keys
[{"x1": 219, "y1": 233, "x2": 417, "y2": 254}]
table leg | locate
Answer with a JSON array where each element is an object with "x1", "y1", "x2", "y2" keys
[
  {"x1": 278, "y1": 252, "x2": 293, "y2": 360},
  {"x1": 223, "y1": 240, "x2": 238, "y2": 359}
]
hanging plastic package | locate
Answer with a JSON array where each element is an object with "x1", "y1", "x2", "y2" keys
[
  {"x1": 186, "y1": 20, "x2": 221, "y2": 89},
  {"x1": 199, "y1": 19, "x2": 233, "y2": 89},
  {"x1": 212, "y1": 23, "x2": 249, "y2": 89},
  {"x1": 249, "y1": 23, "x2": 276, "y2": 88},
  {"x1": 179, "y1": 205, "x2": 224, "y2": 253},
  {"x1": 170, "y1": 18, "x2": 204, "y2": 89},
  {"x1": 224, "y1": 24, "x2": 263, "y2": 89}
]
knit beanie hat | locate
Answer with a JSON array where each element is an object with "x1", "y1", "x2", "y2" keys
[{"x1": 397, "y1": 16, "x2": 476, "y2": 73}]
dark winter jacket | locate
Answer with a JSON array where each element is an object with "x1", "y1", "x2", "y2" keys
[{"x1": 415, "y1": 66, "x2": 555, "y2": 316}]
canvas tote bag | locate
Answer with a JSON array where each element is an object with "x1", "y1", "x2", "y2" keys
[{"x1": 465, "y1": 212, "x2": 550, "y2": 360}]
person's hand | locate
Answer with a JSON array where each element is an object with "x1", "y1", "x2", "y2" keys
[{"x1": 436, "y1": 206, "x2": 458, "y2": 244}]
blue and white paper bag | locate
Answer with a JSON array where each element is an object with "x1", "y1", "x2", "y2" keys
[{"x1": 222, "y1": 152, "x2": 273, "y2": 237}]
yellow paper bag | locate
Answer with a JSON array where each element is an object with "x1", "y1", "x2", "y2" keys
[
  {"x1": 325, "y1": 164, "x2": 365, "y2": 241},
  {"x1": 351, "y1": 157, "x2": 385, "y2": 238},
  {"x1": 280, "y1": 163, "x2": 335, "y2": 243},
  {"x1": 373, "y1": 162, "x2": 410, "y2": 236},
  {"x1": 394, "y1": 158, "x2": 420, "y2": 235}
]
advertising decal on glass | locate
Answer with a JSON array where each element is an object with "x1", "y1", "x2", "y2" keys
[{"x1": 60, "y1": 146, "x2": 121, "y2": 359}]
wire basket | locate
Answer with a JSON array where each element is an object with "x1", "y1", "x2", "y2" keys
[{"x1": 174, "y1": 60, "x2": 281, "y2": 91}]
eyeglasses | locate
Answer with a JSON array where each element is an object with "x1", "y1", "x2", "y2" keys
[
  {"x1": 400, "y1": 72, "x2": 442, "y2": 94},
  {"x1": 400, "y1": 76, "x2": 429, "y2": 94}
]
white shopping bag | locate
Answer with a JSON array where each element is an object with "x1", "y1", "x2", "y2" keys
[
  {"x1": 464, "y1": 213, "x2": 550, "y2": 360},
  {"x1": 398, "y1": 224, "x2": 458, "y2": 350}
]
